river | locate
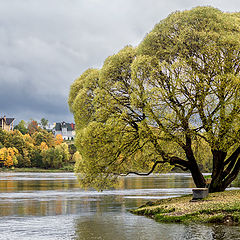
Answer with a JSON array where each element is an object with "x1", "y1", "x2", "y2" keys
[{"x1": 0, "y1": 172, "x2": 239, "y2": 240}]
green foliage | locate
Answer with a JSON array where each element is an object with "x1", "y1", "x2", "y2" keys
[
  {"x1": 40, "y1": 118, "x2": 48, "y2": 129},
  {"x1": 69, "y1": 68, "x2": 99, "y2": 129},
  {"x1": 30, "y1": 149, "x2": 44, "y2": 168},
  {"x1": 3, "y1": 130, "x2": 28, "y2": 156},
  {"x1": 55, "y1": 143, "x2": 70, "y2": 162},
  {"x1": 72, "y1": 151, "x2": 81, "y2": 163},
  {"x1": 16, "y1": 154, "x2": 31, "y2": 168},
  {"x1": 69, "y1": 6, "x2": 240, "y2": 191},
  {"x1": 32, "y1": 130, "x2": 55, "y2": 147},
  {"x1": 41, "y1": 148, "x2": 63, "y2": 169},
  {"x1": 68, "y1": 144, "x2": 77, "y2": 159},
  {"x1": 41, "y1": 142, "x2": 70, "y2": 169},
  {"x1": 14, "y1": 120, "x2": 28, "y2": 134},
  {"x1": 60, "y1": 164, "x2": 74, "y2": 172}
]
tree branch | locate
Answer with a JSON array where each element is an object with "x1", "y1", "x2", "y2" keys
[
  {"x1": 169, "y1": 156, "x2": 190, "y2": 169},
  {"x1": 223, "y1": 156, "x2": 240, "y2": 187},
  {"x1": 224, "y1": 146, "x2": 240, "y2": 166},
  {"x1": 223, "y1": 146, "x2": 240, "y2": 179},
  {"x1": 174, "y1": 164, "x2": 189, "y2": 171},
  {"x1": 120, "y1": 160, "x2": 166, "y2": 176},
  {"x1": 147, "y1": 108, "x2": 185, "y2": 148}
]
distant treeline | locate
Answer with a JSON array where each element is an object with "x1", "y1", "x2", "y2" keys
[{"x1": 0, "y1": 121, "x2": 79, "y2": 170}]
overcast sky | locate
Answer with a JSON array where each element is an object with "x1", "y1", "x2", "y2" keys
[{"x1": 0, "y1": 0, "x2": 239, "y2": 124}]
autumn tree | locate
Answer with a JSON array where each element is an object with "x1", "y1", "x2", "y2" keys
[
  {"x1": 69, "y1": 7, "x2": 240, "y2": 192},
  {"x1": 27, "y1": 120, "x2": 39, "y2": 135},
  {"x1": 55, "y1": 134, "x2": 63, "y2": 145},
  {"x1": 0, "y1": 128, "x2": 72, "y2": 170},
  {"x1": 0, "y1": 147, "x2": 18, "y2": 167},
  {"x1": 40, "y1": 142, "x2": 48, "y2": 151},
  {"x1": 32, "y1": 130, "x2": 56, "y2": 147}
]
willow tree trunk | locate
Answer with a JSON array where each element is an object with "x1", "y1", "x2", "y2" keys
[
  {"x1": 208, "y1": 150, "x2": 227, "y2": 193},
  {"x1": 189, "y1": 161, "x2": 206, "y2": 188},
  {"x1": 209, "y1": 150, "x2": 236, "y2": 193}
]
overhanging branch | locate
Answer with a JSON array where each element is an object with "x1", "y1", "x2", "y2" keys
[
  {"x1": 120, "y1": 160, "x2": 165, "y2": 176},
  {"x1": 120, "y1": 154, "x2": 190, "y2": 176},
  {"x1": 174, "y1": 164, "x2": 188, "y2": 171},
  {"x1": 169, "y1": 156, "x2": 190, "y2": 169}
]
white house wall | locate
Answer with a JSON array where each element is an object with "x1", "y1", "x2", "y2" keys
[{"x1": 54, "y1": 130, "x2": 75, "y2": 140}]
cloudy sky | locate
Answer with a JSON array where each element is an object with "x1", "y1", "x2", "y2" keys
[{"x1": 0, "y1": 0, "x2": 239, "y2": 124}]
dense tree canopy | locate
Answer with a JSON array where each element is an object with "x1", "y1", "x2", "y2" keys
[
  {"x1": 69, "y1": 7, "x2": 240, "y2": 192},
  {"x1": 0, "y1": 128, "x2": 73, "y2": 169}
]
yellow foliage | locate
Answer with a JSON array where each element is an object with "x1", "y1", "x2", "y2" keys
[
  {"x1": 0, "y1": 147, "x2": 18, "y2": 167},
  {"x1": 5, "y1": 155, "x2": 13, "y2": 167},
  {"x1": 23, "y1": 134, "x2": 34, "y2": 144},
  {"x1": 55, "y1": 134, "x2": 63, "y2": 145},
  {"x1": 40, "y1": 142, "x2": 48, "y2": 151},
  {"x1": 0, "y1": 148, "x2": 5, "y2": 161}
]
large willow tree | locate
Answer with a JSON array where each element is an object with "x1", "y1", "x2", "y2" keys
[{"x1": 69, "y1": 7, "x2": 240, "y2": 192}]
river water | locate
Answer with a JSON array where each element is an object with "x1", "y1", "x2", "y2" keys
[{"x1": 0, "y1": 172, "x2": 239, "y2": 240}]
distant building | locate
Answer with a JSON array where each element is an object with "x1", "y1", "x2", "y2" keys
[
  {"x1": 46, "y1": 123, "x2": 56, "y2": 131},
  {"x1": 53, "y1": 122, "x2": 75, "y2": 140},
  {"x1": 0, "y1": 116, "x2": 15, "y2": 131}
]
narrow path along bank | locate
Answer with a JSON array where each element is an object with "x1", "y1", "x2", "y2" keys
[{"x1": 130, "y1": 190, "x2": 240, "y2": 225}]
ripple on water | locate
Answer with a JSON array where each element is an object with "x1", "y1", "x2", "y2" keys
[{"x1": 0, "y1": 173, "x2": 240, "y2": 240}]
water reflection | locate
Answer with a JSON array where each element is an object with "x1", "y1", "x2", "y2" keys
[
  {"x1": 0, "y1": 172, "x2": 239, "y2": 240},
  {"x1": 0, "y1": 173, "x2": 194, "y2": 217},
  {"x1": 74, "y1": 215, "x2": 240, "y2": 240}
]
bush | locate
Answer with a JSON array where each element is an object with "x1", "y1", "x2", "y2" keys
[
  {"x1": 41, "y1": 148, "x2": 64, "y2": 169},
  {"x1": 30, "y1": 149, "x2": 44, "y2": 168}
]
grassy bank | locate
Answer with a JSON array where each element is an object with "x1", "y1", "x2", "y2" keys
[
  {"x1": 0, "y1": 167, "x2": 73, "y2": 173},
  {"x1": 131, "y1": 190, "x2": 240, "y2": 225}
]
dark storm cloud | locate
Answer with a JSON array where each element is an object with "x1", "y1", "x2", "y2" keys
[{"x1": 0, "y1": 0, "x2": 239, "y2": 123}]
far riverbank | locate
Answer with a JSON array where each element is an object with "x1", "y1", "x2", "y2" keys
[{"x1": 0, "y1": 167, "x2": 73, "y2": 173}]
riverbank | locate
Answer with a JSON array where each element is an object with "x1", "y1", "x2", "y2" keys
[
  {"x1": 0, "y1": 167, "x2": 73, "y2": 173},
  {"x1": 131, "y1": 190, "x2": 240, "y2": 225}
]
